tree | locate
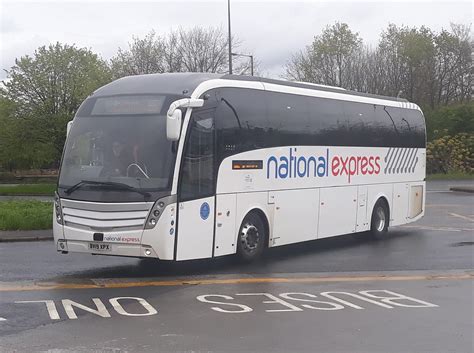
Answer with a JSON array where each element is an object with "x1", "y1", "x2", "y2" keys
[
  {"x1": 285, "y1": 22, "x2": 471, "y2": 110},
  {"x1": 425, "y1": 101, "x2": 474, "y2": 140},
  {"x1": 176, "y1": 26, "x2": 231, "y2": 73},
  {"x1": 3, "y1": 43, "x2": 112, "y2": 167},
  {"x1": 0, "y1": 94, "x2": 56, "y2": 170},
  {"x1": 285, "y1": 22, "x2": 362, "y2": 88},
  {"x1": 110, "y1": 31, "x2": 167, "y2": 78},
  {"x1": 434, "y1": 24, "x2": 472, "y2": 106},
  {"x1": 110, "y1": 27, "x2": 243, "y2": 78}
]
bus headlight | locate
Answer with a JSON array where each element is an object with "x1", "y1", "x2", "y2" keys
[
  {"x1": 145, "y1": 197, "x2": 173, "y2": 230},
  {"x1": 54, "y1": 193, "x2": 64, "y2": 225},
  {"x1": 145, "y1": 195, "x2": 176, "y2": 229}
]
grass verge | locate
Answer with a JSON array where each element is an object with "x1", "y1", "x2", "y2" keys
[
  {"x1": 427, "y1": 173, "x2": 474, "y2": 181},
  {"x1": 0, "y1": 184, "x2": 56, "y2": 196},
  {"x1": 0, "y1": 201, "x2": 53, "y2": 231}
]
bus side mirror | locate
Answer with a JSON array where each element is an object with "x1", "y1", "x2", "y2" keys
[
  {"x1": 67, "y1": 121, "x2": 73, "y2": 136},
  {"x1": 166, "y1": 98, "x2": 204, "y2": 141},
  {"x1": 167, "y1": 109, "x2": 182, "y2": 141}
]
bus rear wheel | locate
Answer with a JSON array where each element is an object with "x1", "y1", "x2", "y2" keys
[
  {"x1": 370, "y1": 199, "x2": 389, "y2": 240},
  {"x1": 237, "y1": 212, "x2": 266, "y2": 262}
]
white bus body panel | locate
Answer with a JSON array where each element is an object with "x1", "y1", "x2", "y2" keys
[
  {"x1": 356, "y1": 185, "x2": 369, "y2": 232},
  {"x1": 176, "y1": 197, "x2": 215, "y2": 261},
  {"x1": 409, "y1": 184, "x2": 425, "y2": 219},
  {"x1": 271, "y1": 188, "x2": 319, "y2": 246},
  {"x1": 212, "y1": 145, "x2": 424, "y2": 254},
  {"x1": 141, "y1": 203, "x2": 177, "y2": 260},
  {"x1": 392, "y1": 183, "x2": 409, "y2": 226},
  {"x1": 318, "y1": 186, "x2": 358, "y2": 239},
  {"x1": 216, "y1": 147, "x2": 424, "y2": 194},
  {"x1": 214, "y1": 194, "x2": 237, "y2": 257}
]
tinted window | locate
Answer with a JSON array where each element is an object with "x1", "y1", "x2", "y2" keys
[
  {"x1": 214, "y1": 90, "x2": 244, "y2": 163},
  {"x1": 211, "y1": 88, "x2": 425, "y2": 161},
  {"x1": 381, "y1": 107, "x2": 425, "y2": 147},
  {"x1": 403, "y1": 109, "x2": 426, "y2": 147},
  {"x1": 373, "y1": 105, "x2": 398, "y2": 147},
  {"x1": 179, "y1": 109, "x2": 215, "y2": 201},
  {"x1": 308, "y1": 97, "x2": 345, "y2": 146},
  {"x1": 340, "y1": 101, "x2": 376, "y2": 146},
  {"x1": 266, "y1": 92, "x2": 311, "y2": 146},
  {"x1": 215, "y1": 88, "x2": 267, "y2": 157}
]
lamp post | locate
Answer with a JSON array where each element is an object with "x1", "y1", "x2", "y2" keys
[
  {"x1": 231, "y1": 53, "x2": 254, "y2": 76},
  {"x1": 227, "y1": 0, "x2": 232, "y2": 74}
]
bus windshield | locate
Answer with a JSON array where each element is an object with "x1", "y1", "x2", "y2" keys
[{"x1": 58, "y1": 95, "x2": 177, "y2": 197}]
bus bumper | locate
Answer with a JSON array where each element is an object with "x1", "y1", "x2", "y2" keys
[{"x1": 55, "y1": 237, "x2": 159, "y2": 258}]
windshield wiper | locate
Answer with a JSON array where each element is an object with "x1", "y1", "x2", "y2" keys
[{"x1": 64, "y1": 180, "x2": 151, "y2": 198}]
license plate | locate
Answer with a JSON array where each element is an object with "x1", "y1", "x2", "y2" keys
[{"x1": 89, "y1": 242, "x2": 111, "y2": 252}]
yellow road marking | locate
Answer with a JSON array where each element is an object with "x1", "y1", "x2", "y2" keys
[
  {"x1": 0, "y1": 273, "x2": 472, "y2": 292},
  {"x1": 449, "y1": 213, "x2": 474, "y2": 222},
  {"x1": 400, "y1": 225, "x2": 474, "y2": 232}
]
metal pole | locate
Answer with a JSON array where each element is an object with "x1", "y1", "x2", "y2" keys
[
  {"x1": 250, "y1": 55, "x2": 254, "y2": 76},
  {"x1": 227, "y1": 0, "x2": 232, "y2": 75}
]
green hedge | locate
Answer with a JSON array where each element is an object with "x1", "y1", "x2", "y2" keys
[
  {"x1": 427, "y1": 133, "x2": 474, "y2": 174},
  {"x1": 0, "y1": 201, "x2": 53, "y2": 231}
]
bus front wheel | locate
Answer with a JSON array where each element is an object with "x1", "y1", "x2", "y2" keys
[
  {"x1": 237, "y1": 212, "x2": 266, "y2": 262},
  {"x1": 370, "y1": 199, "x2": 389, "y2": 240}
]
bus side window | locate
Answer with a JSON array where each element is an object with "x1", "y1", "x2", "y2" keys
[
  {"x1": 217, "y1": 88, "x2": 267, "y2": 153},
  {"x1": 308, "y1": 97, "x2": 345, "y2": 146},
  {"x1": 266, "y1": 92, "x2": 310, "y2": 147},
  {"x1": 179, "y1": 109, "x2": 215, "y2": 201},
  {"x1": 403, "y1": 109, "x2": 426, "y2": 148},
  {"x1": 215, "y1": 95, "x2": 243, "y2": 163}
]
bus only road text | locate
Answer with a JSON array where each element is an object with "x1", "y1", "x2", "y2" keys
[
  {"x1": 1, "y1": 290, "x2": 438, "y2": 322},
  {"x1": 197, "y1": 290, "x2": 438, "y2": 313}
]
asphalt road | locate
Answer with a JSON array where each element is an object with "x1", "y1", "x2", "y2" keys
[{"x1": 0, "y1": 180, "x2": 472, "y2": 352}]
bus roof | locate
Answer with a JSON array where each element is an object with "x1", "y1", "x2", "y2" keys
[
  {"x1": 92, "y1": 72, "x2": 409, "y2": 104},
  {"x1": 92, "y1": 72, "x2": 223, "y2": 97},
  {"x1": 221, "y1": 75, "x2": 409, "y2": 103}
]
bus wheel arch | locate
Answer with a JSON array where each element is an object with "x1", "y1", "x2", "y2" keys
[
  {"x1": 370, "y1": 197, "x2": 390, "y2": 239},
  {"x1": 236, "y1": 208, "x2": 269, "y2": 261}
]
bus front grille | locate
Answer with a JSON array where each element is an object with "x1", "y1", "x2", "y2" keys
[{"x1": 60, "y1": 199, "x2": 154, "y2": 232}]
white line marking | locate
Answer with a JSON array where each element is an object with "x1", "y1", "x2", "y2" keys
[
  {"x1": 0, "y1": 317, "x2": 6, "y2": 321},
  {"x1": 449, "y1": 213, "x2": 474, "y2": 222},
  {"x1": 15, "y1": 300, "x2": 60, "y2": 320}
]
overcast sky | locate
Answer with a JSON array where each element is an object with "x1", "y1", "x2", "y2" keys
[{"x1": 0, "y1": 0, "x2": 472, "y2": 80}]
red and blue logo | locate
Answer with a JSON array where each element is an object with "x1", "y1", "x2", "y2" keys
[{"x1": 267, "y1": 148, "x2": 381, "y2": 183}]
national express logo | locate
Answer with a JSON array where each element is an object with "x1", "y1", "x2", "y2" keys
[
  {"x1": 265, "y1": 148, "x2": 419, "y2": 183},
  {"x1": 266, "y1": 148, "x2": 381, "y2": 183}
]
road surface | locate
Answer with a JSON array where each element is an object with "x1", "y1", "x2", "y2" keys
[{"x1": 0, "y1": 180, "x2": 472, "y2": 352}]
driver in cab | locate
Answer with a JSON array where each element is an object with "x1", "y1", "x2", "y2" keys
[{"x1": 107, "y1": 141, "x2": 132, "y2": 176}]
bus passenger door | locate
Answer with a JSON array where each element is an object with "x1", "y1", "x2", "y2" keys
[{"x1": 176, "y1": 109, "x2": 215, "y2": 261}]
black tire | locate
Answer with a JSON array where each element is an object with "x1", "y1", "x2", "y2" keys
[
  {"x1": 237, "y1": 212, "x2": 266, "y2": 262},
  {"x1": 370, "y1": 199, "x2": 389, "y2": 240}
]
